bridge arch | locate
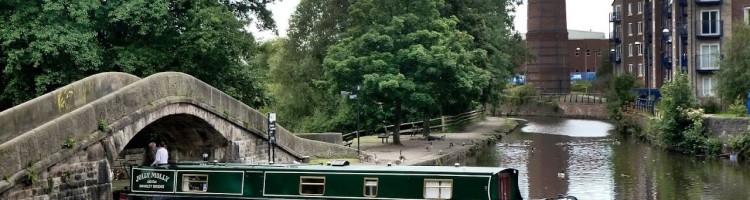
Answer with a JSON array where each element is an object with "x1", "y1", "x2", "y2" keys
[{"x1": 0, "y1": 72, "x2": 358, "y2": 199}]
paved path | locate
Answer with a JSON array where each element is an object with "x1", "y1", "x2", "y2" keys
[{"x1": 354, "y1": 117, "x2": 512, "y2": 166}]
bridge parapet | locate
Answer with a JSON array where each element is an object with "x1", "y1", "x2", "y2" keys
[
  {"x1": 0, "y1": 72, "x2": 358, "y2": 198},
  {"x1": 0, "y1": 72, "x2": 140, "y2": 144}
]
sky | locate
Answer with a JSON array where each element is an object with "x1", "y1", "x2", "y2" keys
[{"x1": 250, "y1": 0, "x2": 612, "y2": 40}]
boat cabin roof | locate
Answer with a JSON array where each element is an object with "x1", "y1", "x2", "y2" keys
[{"x1": 149, "y1": 162, "x2": 512, "y2": 176}]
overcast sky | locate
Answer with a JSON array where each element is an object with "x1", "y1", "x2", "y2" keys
[{"x1": 250, "y1": 0, "x2": 612, "y2": 40}]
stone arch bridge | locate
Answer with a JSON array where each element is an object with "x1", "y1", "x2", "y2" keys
[{"x1": 0, "y1": 72, "x2": 357, "y2": 199}]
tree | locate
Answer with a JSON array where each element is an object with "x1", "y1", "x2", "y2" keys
[
  {"x1": 716, "y1": 23, "x2": 750, "y2": 102},
  {"x1": 324, "y1": 0, "x2": 489, "y2": 144},
  {"x1": 267, "y1": 0, "x2": 353, "y2": 132},
  {"x1": 0, "y1": 0, "x2": 277, "y2": 110}
]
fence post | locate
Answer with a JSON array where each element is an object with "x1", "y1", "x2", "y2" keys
[{"x1": 441, "y1": 116, "x2": 446, "y2": 132}]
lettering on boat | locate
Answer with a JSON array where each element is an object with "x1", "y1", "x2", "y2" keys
[{"x1": 135, "y1": 171, "x2": 171, "y2": 190}]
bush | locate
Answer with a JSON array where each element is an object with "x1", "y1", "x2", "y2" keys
[
  {"x1": 504, "y1": 84, "x2": 537, "y2": 107},
  {"x1": 727, "y1": 96, "x2": 747, "y2": 117},
  {"x1": 698, "y1": 98, "x2": 720, "y2": 114},
  {"x1": 729, "y1": 133, "x2": 750, "y2": 159}
]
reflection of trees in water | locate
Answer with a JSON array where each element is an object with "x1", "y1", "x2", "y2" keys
[{"x1": 526, "y1": 134, "x2": 569, "y2": 199}]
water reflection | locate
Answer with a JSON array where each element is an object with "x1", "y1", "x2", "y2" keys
[{"x1": 474, "y1": 116, "x2": 750, "y2": 200}]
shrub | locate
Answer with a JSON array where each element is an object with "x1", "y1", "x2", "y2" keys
[
  {"x1": 729, "y1": 133, "x2": 750, "y2": 159},
  {"x1": 504, "y1": 84, "x2": 536, "y2": 107},
  {"x1": 727, "y1": 96, "x2": 747, "y2": 117},
  {"x1": 698, "y1": 98, "x2": 720, "y2": 114}
]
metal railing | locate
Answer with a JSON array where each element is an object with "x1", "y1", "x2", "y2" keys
[{"x1": 539, "y1": 93, "x2": 606, "y2": 104}]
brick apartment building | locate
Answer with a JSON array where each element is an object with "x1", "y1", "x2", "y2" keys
[{"x1": 611, "y1": 0, "x2": 750, "y2": 99}]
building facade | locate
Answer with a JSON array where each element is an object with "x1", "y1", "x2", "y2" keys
[{"x1": 611, "y1": 0, "x2": 750, "y2": 99}]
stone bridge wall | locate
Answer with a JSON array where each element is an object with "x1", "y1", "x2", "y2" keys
[
  {"x1": 704, "y1": 116, "x2": 750, "y2": 141},
  {"x1": 495, "y1": 100, "x2": 608, "y2": 120},
  {"x1": 0, "y1": 72, "x2": 358, "y2": 199},
  {"x1": 0, "y1": 72, "x2": 140, "y2": 144}
]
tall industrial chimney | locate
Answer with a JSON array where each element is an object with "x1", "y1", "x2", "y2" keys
[{"x1": 525, "y1": 0, "x2": 569, "y2": 93}]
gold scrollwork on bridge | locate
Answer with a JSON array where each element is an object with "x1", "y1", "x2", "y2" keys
[{"x1": 57, "y1": 89, "x2": 75, "y2": 111}]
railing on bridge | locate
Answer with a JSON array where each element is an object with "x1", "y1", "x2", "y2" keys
[
  {"x1": 341, "y1": 109, "x2": 485, "y2": 142},
  {"x1": 539, "y1": 93, "x2": 606, "y2": 104},
  {"x1": 633, "y1": 98, "x2": 657, "y2": 115}
]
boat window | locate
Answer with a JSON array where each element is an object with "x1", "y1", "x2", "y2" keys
[
  {"x1": 424, "y1": 179, "x2": 452, "y2": 199},
  {"x1": 363, "y1": 178, "x2": 378, "y2": 197},
  {"x1": 182, "y1": 174, "x2": 208, "y2": 192},
  {"x1": 300, "y1": 176, "x2": 325, "y2": 195}
]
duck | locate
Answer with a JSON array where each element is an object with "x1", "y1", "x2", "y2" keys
[
  {"x1": 558, "y1": 169, "x2": 567, "y2": 180},
  {"x1": 374, "y1": 154, "x2": 380, "y2": 165}
]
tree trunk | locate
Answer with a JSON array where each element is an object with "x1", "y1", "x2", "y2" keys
[
  {"x1": 422, "y1": 111, "x2": 431, "y2": 137},
  {"x1": 393, "y1": 101, "x2": 402, "y2": 145}
]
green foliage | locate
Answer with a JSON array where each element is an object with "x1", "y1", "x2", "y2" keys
[
  {"x1": 0, "y1": 0, "x2": 277, "y2": 110},
  {"x1": 97, "y1": 118, "x2": 109, "y2": 133},
  {"x1": 571, "y1": 81, "x2": 592, "y2": 93},
  {"x1": 729, "y1": 133, "x2": 750, "y2": 159},
  {"x1": 605, "y1": 74, "x2": 637, "y2": 134},
  {"x1": 504, "y1": 84, "x2": 536, "y2": 107},
  {"x1": 21, "y1": 168, "x2": 37, "y2": 186},
  {"x1": 727, "y1": 96, "x2": 747, "y2": 117},
  {"x1": 323, "y1": 0, "x2": 493, "y2": 144},
  {"x1": 716, "y1": 23, "x2": 750, "y2": 102},
  {"x1": 62, "y1": 138, "x2": 75, "y2": 149},
  {"x1": 698, "y1": 98, "x2": 720, "y2": 114},
  {"x1": 652, "y1": 73, "x2": 719, "y2": 155}
]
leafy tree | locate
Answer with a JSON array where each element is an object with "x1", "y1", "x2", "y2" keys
[
  {"x1": 324, "y1": 0, "x2": 489, "y2": 144},
  {"x1": 605, "y1": 74, "x2": 636, "y2": 119},
  {"x1": 441, "y1": 0, "x2": 529, "y2": 109},
  {"x1": 267, "y1": 0, "x2": 353, "y2": 132},
  {"x1": 716, "y1": 23, "x2": 750, "y2": 103},
  {"x1": 0, "y1": 0, "x2": 277, "y2": 110}
]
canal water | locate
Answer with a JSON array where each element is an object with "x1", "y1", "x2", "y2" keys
[{"x1": 472, "y1": 116, "x2": 750, "y2": 200}]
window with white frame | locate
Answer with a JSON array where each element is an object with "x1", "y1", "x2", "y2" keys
[
  {"x1": 700, "y1": 44, "x2": 720, "y2": 70},
  {"x1": 628, "y1": 23, "x2": 633, "y2": 36},
  {"x1": 629, "y1": 64, "x2": 633, "y2": 74},
  {"x1": 701, "y1": 10, "x2": 720, "y2": 35},
  {"x1": 636, "y1": 43, "x2": 642, "y2": 56},
  {"x1": 628, "y1": 44, "x2": 633, "y2": 57},
  {"x1": 364, "y1": 178, "x2": 378, "y2": 197},
  {"x1": 638, "y1": 2, "x2": 643, "y2": 14},
  {"x1": 638, "y1": 63, "x2": 644, "y2": 77},
  {"x1": 702, "y1": 76, "x2": 716, "y2": 96},
  {"x1": 744, "y1": 7, "x2": 750, "y2": 25},
  {"x1": 300, "y1": 177, "x2": 326, "y2": 195},
  {"x1": 638, "y1": 22, "x2": 643, "y2": 35},
  {"x1": 424, "y1": 179, "x2": 452, "y2": 199},
  {"x1": 628, "y1": 3, "x2": 632, "y2": 16}
]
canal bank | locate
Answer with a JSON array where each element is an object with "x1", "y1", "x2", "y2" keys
[{"x1": 353, "y1": 117, "x2": 521, "y2": 166}]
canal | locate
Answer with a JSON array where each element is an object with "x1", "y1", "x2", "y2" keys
[{"x1": 472, "y1": 116, "x2": 750, "y2": 199}]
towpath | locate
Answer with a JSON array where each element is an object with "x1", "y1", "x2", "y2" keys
[{"x1": 354, "y1": 117, "x2": 516, "y2": 166}]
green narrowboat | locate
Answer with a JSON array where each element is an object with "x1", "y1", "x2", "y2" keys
[{"x1": 125, "y1": 161, "x2": 523, "y2": 200}]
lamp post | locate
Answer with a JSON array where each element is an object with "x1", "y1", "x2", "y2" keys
[
  {"x1": 611, "y1": 49, "x2": 616, "y2": 76},
  {"x1": 662, "y1": 28, "x2": 671, "y2": 80},
  {"x1": 340, "y1": 86, "x2": 361, "y2": 156}
]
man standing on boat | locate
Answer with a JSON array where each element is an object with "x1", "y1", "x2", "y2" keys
[{"x1": 152, "y1": 142, "x2": 169, "y2": 166}]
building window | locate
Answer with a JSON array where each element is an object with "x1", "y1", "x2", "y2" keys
[
  {"x1": 300, "y1": 177, "x2": 326, "y2": 195},
  {"x1": 638, "y1": 63, "x2": 644, "y2": 77},
  {"x1": 424, "y1": 179, "x2": 452, "y2": 199},
  {"x1": 628, "y1": 3, "x2": 632, "y2": 16},
  {"x1": 364, "y1": 178, "x2": 378, "y2": 197},
  {"x1": 628, "y1": 44, "x2": 633, "y2": 57},
  {"x1": 744, "y1": 7, "x2": 750, "y2": 25},
  {"x1": 638, "y1": 22, "x2": 643, "y2": 35},
  {"x1": 636, "y1": 44, "x2": 642, "y2": 56},
  {"x1": 638, "y1": 2, "x2": 643, "y2": 14},
  {"x1": 586, "y1": 49, "x2": 591, "y2": 56},
  {"x1": 700, "y1": 44, "x2": 720, "y2": 70},
  {"x1": 628, "y1": 23, "x2": 633, "y2": 36},
  {"x1": 629, "y1": 64, "x2": 633, "y2": 74},
  {"x1": 182, "y1": 174, "x2": 208, "y2": 192},
  {"x1": 700, "y1": 10, "x2": 720, "y2": 35},
  {"x1": 702, "y1": 77, "x2": 716, "y2": 96}
]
